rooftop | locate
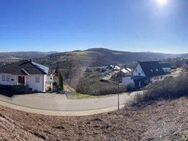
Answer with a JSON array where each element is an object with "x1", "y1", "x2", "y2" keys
[
  {"x1": 0, "y1": 60, "x2": 49, "y2": 75},
  {"x1": 139, "y1": 61, "x2": 165, "y2": 77}
]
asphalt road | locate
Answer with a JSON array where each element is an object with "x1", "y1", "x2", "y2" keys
[
  {"x1": 0, "y1": 92, "x2": 144, "y2": 116},
  {"x1": 0, "y1": 93, "x2": 130, "y2": 110}
]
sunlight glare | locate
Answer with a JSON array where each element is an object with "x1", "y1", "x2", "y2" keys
[{"x1": 155, "y1": 0, "x2": 168, "y2": 7}]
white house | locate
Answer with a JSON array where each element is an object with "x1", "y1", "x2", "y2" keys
[
  {"x1": 132, "y1": 61, "x2": 165, "y2": 88},
  {"x1": 160, "y1": 63, "x2": 172, "y2": 73},
  {"x1": 0, "y1": 60, "x2": 53, "y2": 92},
  {"x1": 121, "y1": 67, "x2": 134, "y2": 86},
  {"x1": 183, "y1": 62, "x2": 188, "y2": 69},
  {"x1": 122, "y1": 76, "x2": 134, "y2": 87}
]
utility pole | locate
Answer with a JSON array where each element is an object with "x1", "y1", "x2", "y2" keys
[
  {"x1": 118, "y1": 83, "x2": 120, "y2": 110},
  {"x1": 110, "y1": 80, "x2": 120, "y2": 111}
]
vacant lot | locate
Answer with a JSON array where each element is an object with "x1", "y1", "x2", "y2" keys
[{"x1": 1, "y1": 97, "x2": 188, "y2": 141}]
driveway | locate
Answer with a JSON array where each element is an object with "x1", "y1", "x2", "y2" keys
[{"x1": 0, "y1": 92, "x2": 142, "y2": 116}]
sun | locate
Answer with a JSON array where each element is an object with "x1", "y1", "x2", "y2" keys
[{"x1": 155, "y1": 0, "x2": 168, "y2": 6}]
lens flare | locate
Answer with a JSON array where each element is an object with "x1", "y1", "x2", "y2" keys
[{"x1": 156, "y1": 0, "x2": 168, "y2": 6}]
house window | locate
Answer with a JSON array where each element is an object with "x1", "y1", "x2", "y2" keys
[
  {"x1": 35, "y1": 76, "x2": 40, "y2": 83},
  {"x1": 2, "y1": 75, "x2": 5, "y2": 81}
]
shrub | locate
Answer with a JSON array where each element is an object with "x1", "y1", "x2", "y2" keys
[
  {"x1": 127, "y1": 84, "x2": 136, "y2": 92},
  {"x1": 0, "y1": 85, "x2": 33, "y2": 97},
  {"x1": 138, "y1": 73, "x2": 188, "y2": 104},
  {"x1": 11, "y1": 85, "x2": 31, "y2": 94},
  {"x1": 76, "y1": 73, "x2": 127, "y2": 95}
]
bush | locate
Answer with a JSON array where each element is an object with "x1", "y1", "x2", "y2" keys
[
  {"x1": 11, "y1": 85, "x2": 31, "y2": 94},
  {"x1": 0, "y1": 85, "x2": 33, "y2": 97},
  {"x1": 127, "y1": 84, "x2": 136, "y2": 92},
  {"x1": 139, "y1": 73, "x2": 188, "y2": 103},
  {"x1": 76, "y1": 73, "x2": 127, "y2": 95}
]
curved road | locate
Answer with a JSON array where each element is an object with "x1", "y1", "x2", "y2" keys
[{"x1": 0, "y1": 92, "x2": 142, "y2": 116}]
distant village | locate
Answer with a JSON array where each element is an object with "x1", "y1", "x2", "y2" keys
[
  {"x1": 85, "y1": 61, "x2": 187, "y2": 90},
  {"x1": 0, "y1": 59, "x2": 187, "y2": 94}
]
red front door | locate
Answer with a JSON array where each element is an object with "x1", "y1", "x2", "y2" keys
[{"x1": 18, "y1": 76, "x2": 25, "y2": 85}]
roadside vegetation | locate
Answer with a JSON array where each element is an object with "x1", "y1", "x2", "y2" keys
[
  {"x1": 76, "y1": 72, "x2": 127, "y2": 95},
  {"x1": 132, "y1": 69, "x2": 188, "y2": 105},
  {"x1": 0, "y1": 85, "x2": 34, "y2": 97},
  {"x1": 66, "y1": 91, "x2": 97, "y2": 99}
]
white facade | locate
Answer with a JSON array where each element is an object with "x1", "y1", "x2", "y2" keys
[
  {"x1": 0, "y1": 73, "x2": 47, "y2": 92},
  {"x1": 133, "y1": 64, "x2": 146, "y2": 77},
  {"x1": 0, "y1": 73, "x2": 17, "y2": 86},
  {"x1": 122, "y1": 76, "x2": 135, "y2": 86},
  {"x1": 45, "y1": 75, "x2": 54, "y2": 91},
  {"x1": 150, "y1": 76, "x2": 164, "y2": 83},
  {"x1": 26, "y1": 75, "x2": 46, "y2": 92},
  {"x1": 162, "y1": 67, "x2": 171, "y2": 73}
]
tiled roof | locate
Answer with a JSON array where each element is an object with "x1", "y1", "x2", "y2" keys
[
  {"x1": 0, "y1": 60, "x2": 49, "y2": 75},
  {"x1": 139, "y1": 61, "x2": 165, "y2": 77},
  {"x1": 160, "y1": 63, "x2": 172, "y2": 68}
]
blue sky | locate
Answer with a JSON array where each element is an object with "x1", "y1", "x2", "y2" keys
[{"x1": 0, "y1": 0, "x2": 188, "y2": 53}]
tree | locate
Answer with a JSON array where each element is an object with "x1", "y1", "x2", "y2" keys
[{"x1": 58, "y1": 71, "x2": 64, "y2": 91}]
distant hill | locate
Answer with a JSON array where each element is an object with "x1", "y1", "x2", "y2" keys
[
  {"x1": 36, "y1": 48, "x2": 182, "y2": 68},
  {"x1": 33, "y1": 48, "x2": 185, "y2": 88},
  {"x1": 181, "y1": 53, "x2": 188, "y2": 59},
  {"x1": 85, "y1": 48, "x2": 182, "y2": 65},
  {"x1": 0, "y1": 52, "x2": 56, "y2": 62},
  {"x1": 0, "y1": 48, "x2": 185, "y2": 65}
]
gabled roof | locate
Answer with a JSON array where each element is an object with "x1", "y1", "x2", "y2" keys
[
  {"x1": 32, "y1": 62, "x2": 49, "y2": 74},
  {"x1": 138, "y1": 61, "x2": 165, "y2": 77},
  {"x1": 0, "y1": 60, "x2": 49, "y2": 75},
  {"x1": 160, "y1": 63, "x2": 172, "y2": 68}
]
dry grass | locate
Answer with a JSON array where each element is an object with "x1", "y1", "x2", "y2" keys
[{"x1": 130, "y1": 71, "x2": 188, "y2": 106}]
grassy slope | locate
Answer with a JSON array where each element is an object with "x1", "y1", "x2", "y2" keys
[{"x1": 1, "y1": 97, "x2": 188, "y2": 141}]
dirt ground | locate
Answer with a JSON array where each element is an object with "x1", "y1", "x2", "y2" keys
[{"x1": 1, "y1": 97, "x2": 188, "y2": 141}]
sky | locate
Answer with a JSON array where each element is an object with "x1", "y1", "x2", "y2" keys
[{"x1": 0, "y1": 0, "x2": 188, "y2": 53}]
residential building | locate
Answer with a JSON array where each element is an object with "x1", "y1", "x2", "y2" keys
[
  {"x1": 132, "y1": 61, "x2": 165, "y2": 88},
  {"x1": 0, "y1": 60, "x2": 53, "y2": 92},
  {"x1": 160, "y1": 63, "x2": 172, "y2": 73}
]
